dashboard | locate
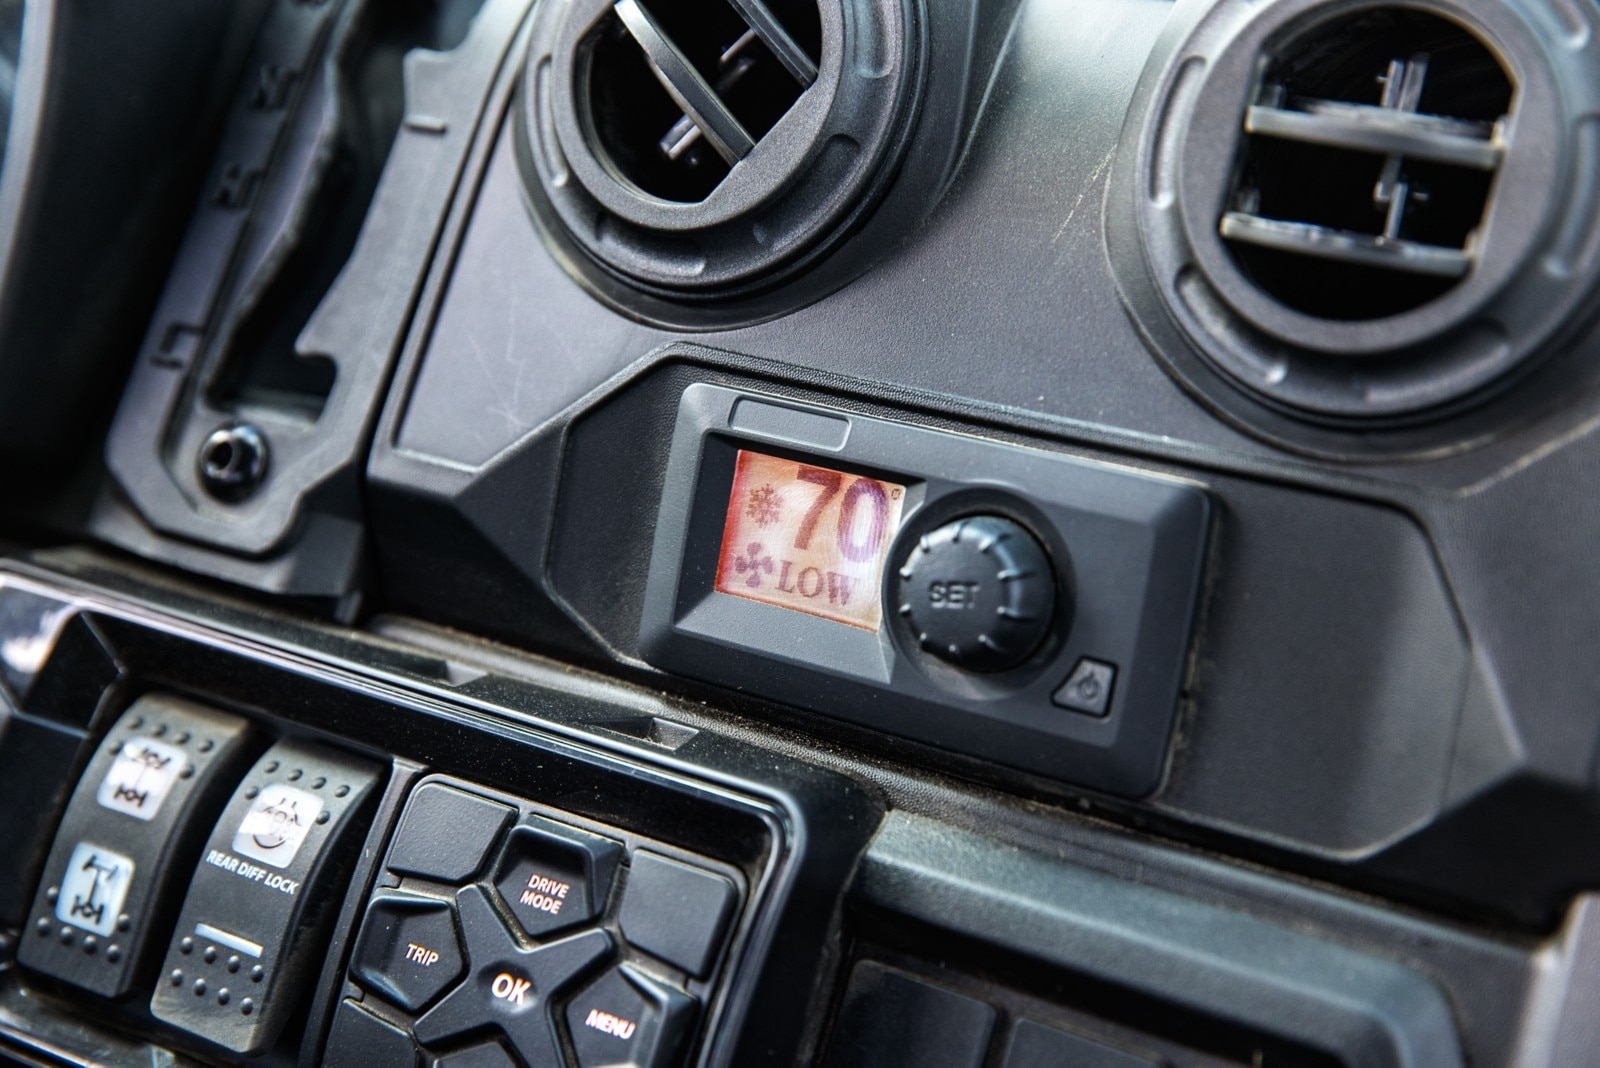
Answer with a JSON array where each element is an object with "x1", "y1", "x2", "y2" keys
[{"x1": 1, "y1": 0, "x2": 1598, "y2": 1064}]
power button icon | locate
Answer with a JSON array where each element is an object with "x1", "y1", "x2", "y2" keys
[{"x1": 1053, "y1": 659, "x2": 1116, "y2": 717}]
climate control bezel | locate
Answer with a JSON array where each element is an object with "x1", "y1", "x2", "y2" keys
[{"x1": 639, "y1": 384, "x2": 1212, "y2": 798}]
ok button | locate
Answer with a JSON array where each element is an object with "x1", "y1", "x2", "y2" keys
[
  {"x1": 413, "y1": 886, "x2": 612, "y2": 1066},
  {"x1": 488, "y1": 968, "x2": 534, "y2": 1011}
]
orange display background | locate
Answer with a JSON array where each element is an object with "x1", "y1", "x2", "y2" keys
[{"x1": 714, "y1": 450, "x2": 905, "y2": 630}]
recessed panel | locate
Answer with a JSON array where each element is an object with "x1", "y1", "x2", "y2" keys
[{"x1": 643, "y1": 385, "x2": 1212, "y2": 797}]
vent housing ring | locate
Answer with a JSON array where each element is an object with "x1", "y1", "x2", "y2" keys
[
  {"x1": 1111, "y1": 0, "x2": 1600, "y2": 441},
  {"x1": 519, "y1": 0, "x2": 918, "y2": 297}
]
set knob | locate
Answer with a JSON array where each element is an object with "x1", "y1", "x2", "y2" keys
[{"x1": 893, "y1": 516, "x2": 1058, "y2": 673}]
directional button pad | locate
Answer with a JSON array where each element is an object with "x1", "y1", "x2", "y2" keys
[{"x1": 414, "y1": 885, "x2": 611, "y2": 1065}]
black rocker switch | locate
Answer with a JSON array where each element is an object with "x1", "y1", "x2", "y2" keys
[
  {"x1": 150, "y1": 739, "x2": 381, "y2": 1054},
  {"x1": 18, "y1": 696, "x2": 253, "y2": 997}
]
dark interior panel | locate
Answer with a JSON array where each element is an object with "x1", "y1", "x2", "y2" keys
[{"x1": 2, "y1": 0, "x2": 1598, "y2": 1063}]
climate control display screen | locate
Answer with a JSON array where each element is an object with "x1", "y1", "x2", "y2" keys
[{"x1": 714, "y1": 450, "x2": 905, "y2": 630}]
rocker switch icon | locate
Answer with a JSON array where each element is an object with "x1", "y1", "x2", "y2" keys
[
  {"x1": 96, "y1": 737, "x2": 186, "y2": 820},
  {"x1": 232, "y1": 785, "x2": 323, "y2": 868},
  {"x1": 56, "y1": 844, "x2": 135, "y2": 937}
]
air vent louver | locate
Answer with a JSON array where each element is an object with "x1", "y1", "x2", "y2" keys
[
  {"x1": 521, "y1": 0, "x2": 915, "y2": 296},
  {"x1": 1220, "y1": 10, "x2": 1513, "y2": 321},
  {"x1": 588, "y1": 0, "x2": 821, "y2": 203}
]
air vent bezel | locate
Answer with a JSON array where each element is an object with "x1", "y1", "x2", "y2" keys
[
  {"x1": 1108, "y1": 0, "x2": 1600, "y2": 446},
  {"x1": 1181, "y1": 0, "x2": 1548, "y2": 361},
  {"x1": 519, "y1": 0, "x2": 919, "y2": 296}
]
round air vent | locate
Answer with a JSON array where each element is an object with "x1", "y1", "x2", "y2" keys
[
  {"x1": 1220, "y1": 10, "x2": 1512, "y2": 323},
  {"x1": 518, "y1": 0, "x2": 918, "y2": 297},
  {"x1": 1110, "y1": 0, "x2": 1600, "y2": 441}
]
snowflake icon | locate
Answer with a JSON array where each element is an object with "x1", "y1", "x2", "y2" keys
[
  {"x1": 746, "y1": 484, "x2": 782, "y2": 528},
  {"x1": 734, "y1": 542, "x2": 775, "y2": 588}
]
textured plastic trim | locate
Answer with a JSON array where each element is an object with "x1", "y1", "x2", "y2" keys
[{"x1": 856, "y1": 812, "x2": 1467, "y2": 1068}]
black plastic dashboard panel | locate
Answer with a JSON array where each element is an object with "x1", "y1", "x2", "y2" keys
[
  {"x1": 0, "y1": 564, "x2": 878, "y2": 1068},
  {"x1": 640, "y1": 383, "x2": 1210, "y2": 797},
  {"x1": 326, "y1": 0, "x2": 1600, "y2": 935},
  {"x1": 20, "y1": 0, "x2": 1590, "y2": 935},
  {"x1": 0, "y1": 558, "x2": 1579, "y2": 1068},
  {"x1": 3, "y1": 0, "x2": 1600, "y2": 1062},
  {"x1": 843, "y1": 813, "x2": 1467, "y2": 1068}
]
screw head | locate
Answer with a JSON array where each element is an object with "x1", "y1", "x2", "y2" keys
[{"x1": 198, "y1": 423, "x2": 269, "y2": 502}]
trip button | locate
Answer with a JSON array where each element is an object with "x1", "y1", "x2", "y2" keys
[
  {"x1": 352, "y1": 893, "x2": 465, "y2": 1013},
  {"x1": 492, "y1": 818, "x2": 622, "y2": 939},
  {"x1": 413, "y1": 885, "x2": 611, "y2": 1065},
  {"x1": 567, "y1": 964, "x2": 696, "y2": 1068}
]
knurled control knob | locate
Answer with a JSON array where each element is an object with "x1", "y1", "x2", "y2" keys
[{"x1": 894, "y1": 515, "x2": 1057, "y2": 673}]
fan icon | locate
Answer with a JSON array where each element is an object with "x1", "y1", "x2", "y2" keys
[{"x1": 734, "y1": 542, "x2": 775, "y2": 588}]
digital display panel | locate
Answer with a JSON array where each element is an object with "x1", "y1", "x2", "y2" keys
[{"x1": 715, "y1": 450, "x2": 906, "y2": 630}]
